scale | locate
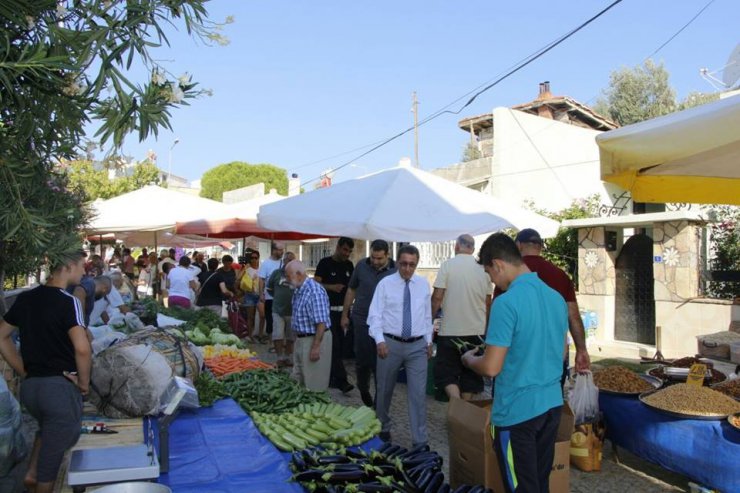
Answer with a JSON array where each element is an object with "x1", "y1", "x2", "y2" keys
[{"x1": 67, "y1": 377, "x2": 198, "y2": 492}]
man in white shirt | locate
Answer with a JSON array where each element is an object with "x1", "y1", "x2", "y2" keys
[
  {"x1": 431, "y1": 234, "x2": 492, "y2": 400},
  {"x1": 368, "y1": 245, "x2": 432, "y2": 446},
  {"x1": 258, "y1": 241, "x2": 285, "y2": 336}
]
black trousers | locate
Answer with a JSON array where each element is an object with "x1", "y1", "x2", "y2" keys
[
  {"x1": 492, "y1": 406, "x2": 562, "y2": 493},
  {"x1": 264, "y1": 299, "x2": 274, "y2": 334},
  {"x1": 328, "y1": 310, "x2": 348, "y2": 386},
  {"x1": 352, "y1": 314, "x2": 377, "y2": 395}
]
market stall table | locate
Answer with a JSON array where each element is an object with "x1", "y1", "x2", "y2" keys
[{"x1": 599, "y1": 393, "x2": 740, "y2": 493}]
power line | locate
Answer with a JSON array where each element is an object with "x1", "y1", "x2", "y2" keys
[
  {"x1": 299, "y1": 0, "x2": 624, "y2": 187},
  {"x1": 644, "y1": 0, "x2": 717, "y2": 61}
]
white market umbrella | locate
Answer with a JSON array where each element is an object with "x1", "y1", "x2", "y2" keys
[
  {"x1": 89, "y1": 185, "x2": 227, "y2": 233},
  {"x1": 598, "y1": 94, "x2": 740, "y2": 205},
  {"x1": 257, "y1": 165, "x2": 559, "y2": 241}
]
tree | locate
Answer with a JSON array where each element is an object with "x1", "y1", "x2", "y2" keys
[
  {"x1": 461, "y1": 142, "x2": 482, "y2": 162},
  {"x1": 595, "y1": 60, "x2": 676, "y2": 126},
  {"x1": 704, "y1": 206, "x2": 740, "y2": 299},
  {"x1": 524, "y1": 196, "x2": 601, "y2": 289},
  {"x1": 200, "y1": 161, "x2": 289, "y2": 201},
  {"x1": 677, "y1": 91, "x2": 720, "y2": 111},
  {"x1": 0, "y1": 1, "x2": 229, "y2": 314},
  {"x1": 64, "y1": 158, "x2": 161, "y2": 201}
]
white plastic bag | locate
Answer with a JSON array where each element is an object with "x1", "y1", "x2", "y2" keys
[
  {"x1": 0, "y1": 379, "x2": 27, "y2": 476},
  {"x1": 568, "y1": 371, "x2": 600, "y2": 424}
]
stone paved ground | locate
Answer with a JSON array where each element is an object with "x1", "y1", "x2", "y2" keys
[{"x1": 253, "y1": 342, "x2": 695, "y2": 493}]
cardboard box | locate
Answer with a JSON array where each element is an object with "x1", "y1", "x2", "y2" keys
[{"x1": 448, "y1": 398, "x2": 574, "y2": 493}]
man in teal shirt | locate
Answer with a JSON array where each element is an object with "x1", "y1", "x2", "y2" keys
[{"x1": 463, "y1": 233, "x2": 567, "y2": 493}]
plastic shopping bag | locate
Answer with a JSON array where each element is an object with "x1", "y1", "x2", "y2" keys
[
  {"x1": 568, "y1": 371, "x2": 599, "y2": 425},
  {"x1": 0, "y1": 378, "x2": 28, "y2": 477}
]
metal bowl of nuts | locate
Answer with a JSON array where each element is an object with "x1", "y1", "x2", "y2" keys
[
  {"x1": 639, "y1": 384, "x2": 740, "y2": 420},
  {"x1": 593, "y1": 366, "x2": 662, "y2": 395},
  {"x1": 712, "y1": 378, "x2": 740, "y2": 402},
  {"x1": 728, "y1": 412, "x2": 740, "y2": 431}
]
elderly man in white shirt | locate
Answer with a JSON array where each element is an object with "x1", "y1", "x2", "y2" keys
[{"x1": 368, "y1": 245, "x2": 433, "y2": 447}]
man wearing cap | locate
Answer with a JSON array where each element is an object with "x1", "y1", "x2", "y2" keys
[{"x1": 494, "y1": 228, "x2": 590, "y2": 385}]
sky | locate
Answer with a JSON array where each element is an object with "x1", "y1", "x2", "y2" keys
[{"x1": 102, "y1": 0, "x2": 739, "y2": 188}]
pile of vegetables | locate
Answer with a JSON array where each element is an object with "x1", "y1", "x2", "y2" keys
[
  {"x1": 128, "y1": 298, "x2": 158, "y2": 325},
  {"x1": 290, "y1": 443, "x2": 491, "y2": 493},
  {"x1": 159, "y1": 305, "x2": 231, "y2": 333},
  {"x1": 252, "y1": 403, "x2": 381, "y2": 451},
  {"x1": 194, "y1": 372, "x2": 230, "y2": 407},
  {"x1": 222, "y1": 369, "x2": 331, "y2": 414},
  {"x1": 186, "y1": 326, "x2": 242, "y2": 347},
  {"x1": 206, "y1": 355, "x2": 274, "y2": 377},
  {"x1": 203, "y1": 345, "x2": 256, "y2": 359}
]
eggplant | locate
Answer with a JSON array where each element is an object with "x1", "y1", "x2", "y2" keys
[
  {"x1": 303, "y1": 449, "x2": 320, "y2": 467},
  {"x1": 408, "y1": 460, "x2": 440, "y2": 478},
  {"x1": 322, "y1": 470, "x2": 368, "y2": 483},
  {"x1": 382, "y1": 444, "x2": 401, "y2": 457},
  {"x1": 357, "y1": 483, "x2": 394, "y2": 492},
  {"x1": 346, "y1": 448, "x2": 368, "y2": 459},
  {"x1": 388, "y1": 446, "x2": 408, "y2": 458},
  {"x1": 437, "y1": 484, "x2": 451, "y2": 493},
  {"x1": 292, "y1": 451, "x2": 307, "y2": 471},
  {"x1": 403, "y1": 452, "x2": 441, "y2": 467},
  {"x1": 378, "y1": 442, "x2": 394, "y2": 453},
  {"x1": 400, "y1": 443, "x2": 431, "y2": 459},
  {"x1": 318, "y1": 455, "x2": 352, "y2": 465},
  {"x1": 467, "y1": 487, "x2": 485, "y2": 493},
  {"x1": 423, "y1": 472, "x2": 444, "y2": 493},
  {"x1": 415, "y1": 468, "x2": 435, "y2": 490},
  {"x1": 294, "y1": 469, "x2": 329, "y2": 482},
  {"x1": 451, "y1": 486, "x2": 471, "y2": 493}
]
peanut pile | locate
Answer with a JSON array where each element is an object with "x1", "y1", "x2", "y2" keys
[
  {"x1": 593, "y1": 366, "x2": 654, "y2": 393},
  {"x1": 642, "y1": 384, "x2": 740, "y2": 417},
  {"x1": 712, "y1": 379, "x2": 740, "y2": 400}
]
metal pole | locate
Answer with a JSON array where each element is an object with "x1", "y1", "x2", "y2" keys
[{"x1": 167, "y1": 138, "x2": 180, "y2": 184}]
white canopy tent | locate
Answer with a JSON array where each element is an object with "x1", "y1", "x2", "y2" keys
[
  {"x1": 88, "y1": 185, "x2": 227, "y2": 233},
  {"x1": 257, "y1": 165, "x2": 559, "y2": 241},
  {"x1": 598, "y1": 94, "x2": 740, "y2": 205}
]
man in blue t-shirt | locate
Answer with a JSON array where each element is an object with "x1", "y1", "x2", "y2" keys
[{"x1": 462, "y1": 233, "x2": 567, "y2": 493}]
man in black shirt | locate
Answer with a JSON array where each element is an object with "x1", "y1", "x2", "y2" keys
[
  {"x1": 192, "y1": 251, "x2": 207, "y2": 273},
  {"x1": 218, "y1": 254, "x2": 238, "y2": 295},
  {"x1": 0, "y1": 250, "x2": 92, "y2": 493},
  {"x1": 196, "y1": 258, "x2": 233, "y2": 314},
  {"x1": 315, "y1": 237, "x2": 355, "y2": 393},
  {"x1": 341, "y1": 239, "x2": 397, "y2": 406}
]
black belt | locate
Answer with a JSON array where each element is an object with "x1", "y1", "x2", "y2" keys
[
  {"x1": 384, "y1": 333, "x2": 424, "y2": 343},
  {"x1": 295, "y1": 332, "x2": 315, "y2": 338}
]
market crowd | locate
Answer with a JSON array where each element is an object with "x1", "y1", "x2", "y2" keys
[{"x1": 0, "y1": 229, "x2": 591, "y2": 493}]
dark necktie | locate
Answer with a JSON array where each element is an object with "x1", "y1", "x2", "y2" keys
[{"x1": 402, "y1": 280, "x2": 412, "y2": 339}]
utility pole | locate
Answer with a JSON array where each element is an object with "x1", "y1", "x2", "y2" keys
[{"x1": 411, "y1": 91, "x2": 419, "y2": 168}]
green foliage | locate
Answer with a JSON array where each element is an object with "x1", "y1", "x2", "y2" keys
[
  {"x1": 596, "y1": 60, "x2": 676, "y2": 126},
  {"x1": 704, "y1": 206, "x2": 740, "y2": 299},
  {"x1": 0, "y1": 0, "x2": 229, "y2": 313},
  {"x1": 677, "y1": 91, "x2": 720, "y2": 111},
  {"x1": 524, "y1": 196, "x2": 601, "y2": 289},
  {"x1": 65, "y1": 158, "x2": 160, "y2": 200},
  {"x1": 596, "y1": 61, "x2": 721, "y2": 127},
  {"x1": 461, "y1": 142, "x2": 482, "y2": 162},
  {"x1": 200, "y1": 161, "x2": 288, "y2": 201}
]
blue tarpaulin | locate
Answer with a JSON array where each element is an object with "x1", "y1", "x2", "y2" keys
[
  {"x1": 600, "y1": 393, "x2": 740, "y2": 493},
  {"x1": 152, "y1": 398, "x2": 303, "y2": 493}
]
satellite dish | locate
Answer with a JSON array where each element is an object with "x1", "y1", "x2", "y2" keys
[{"x1": 722, "y1": 43, "x2": 740, "y2": 88}]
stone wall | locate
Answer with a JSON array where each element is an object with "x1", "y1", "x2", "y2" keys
[
  {"x1": 577, "y1": 227, "x2": 616, "y2": 296},
  {"x1": 652, "y1": 221, "x2": 702, "y2": 302}
]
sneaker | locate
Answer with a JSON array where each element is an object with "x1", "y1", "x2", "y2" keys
[{"x1": 339, "y1": 382, "x2": 355, "y2": 394}]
